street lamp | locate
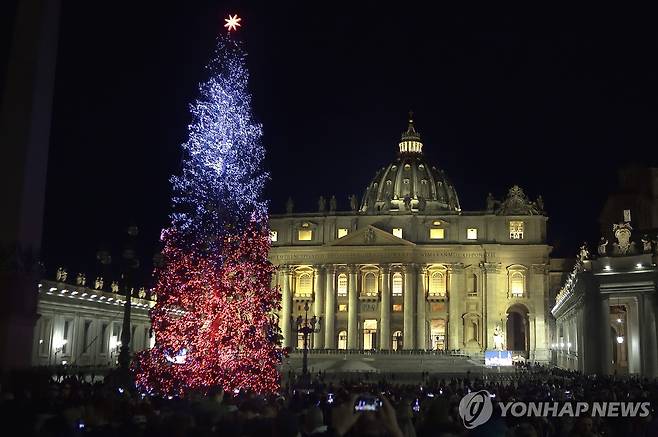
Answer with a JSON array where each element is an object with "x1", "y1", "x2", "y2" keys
[{"x1": 294, "y1": 301, "x2": 321, "y2": 385}]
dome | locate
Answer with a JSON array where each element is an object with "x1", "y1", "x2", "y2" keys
[{"x1": 360, "y1": 115, "x2": 461, "y2": 214}]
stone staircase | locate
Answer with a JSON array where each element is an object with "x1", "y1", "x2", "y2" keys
[{"x1": 281, "y1": 351, "x2": 487, "y2": 377}]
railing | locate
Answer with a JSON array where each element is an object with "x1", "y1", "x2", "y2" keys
[{"x1": 286, "y1": 349, "x2": 470, "y2": 357}]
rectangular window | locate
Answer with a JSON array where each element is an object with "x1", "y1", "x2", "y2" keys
[
  {"x1": 467, "y1": 228, "x2": 478, "y2": 240},
  {"x1": 337, "y1": 228, "x2": 349, "y2": 238},
  {"x1": 509, "y1": 221, "x2": 524, "y2": 240},
  {"x1": 337, "y1": 274, "x2": 348, "y2": 297},
  {"x1": 83, "y1": 320, "x2": 92, "y2": 354},
  {"x1": 510, "y1": 272, "x2": 525, "y2": 297},
  {"x1": 392, "y1": 228, "x2": 403, "y2": 239},
  {"x1": 393, "y1": 304, "x2": 403, "y2": 312},
  {"x1": 111, "y1": 323, "x2": 122, "y2": 351},
  {"x1": 62, "y1": 320, "x2": 71, "y2": 355},
  {"x1": 270, "y1": 230, "x2": 278, "y2": 242},
  {"x1": 298, "y1": 229, "x2": 312, "y2": 241},
  {"x1": 100, "y1": 323, "x2": 108, "y2": 353},
  {"x1": 144, "y1": 327, "x2": 150, "y2": 351},
  {"x1": 392, "y1": 273, "x2": 403, "y2": 297},
  {"x1": 38, "y1": 317, "x2": 52, "y2": 356},
  {"x1": 430, "y1": 228, "x2": 445, "y2": 239},
  {"x1": 338, "y1": 304, "x2": 348, "y2": 312},
  {"x1": 468, "y1": 273, "x2": 478, "y2": 296}
]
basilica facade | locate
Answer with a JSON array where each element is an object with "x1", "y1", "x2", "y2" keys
[{"x1": 270, "y1": 118, "x2": 552, "y2": 362}]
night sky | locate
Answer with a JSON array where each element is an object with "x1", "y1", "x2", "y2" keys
[{"x1": 5, "y1": 3, "x2": 656, "y2": 282}]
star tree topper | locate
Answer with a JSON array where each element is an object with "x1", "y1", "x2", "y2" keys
[{"x1": 224, "y1": 14, "x2": 242, "y2": 32}]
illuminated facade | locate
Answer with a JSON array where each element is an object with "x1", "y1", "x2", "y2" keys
[
  {"x1": 552, "y1": 220, "x2": 658, "y2": 376},
  {"x1": 32, "y1": 278, "x2": 154, "y2": 367},
  {"x1": 270, "y1": 117, "x2": 552, "y2": 362}
]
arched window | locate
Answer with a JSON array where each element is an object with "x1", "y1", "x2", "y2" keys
[
  {"x1": 392, "y1": 273, "x2": 403, "y2": 296},
  {"x1": 392, "y1": 331, "x2": 403, "y2": 351},
  {"x1": 363, "y1": 272, "x2": 377, "y2": 296},
  {"x1": 510, "y1": 272, "x2": 524, "y2": 297},
  {"x1": 428, "y1": 271, "x2": 447, "y2": 297},
  {"x1": 337, "y1": 274, "x2": 347, "y2": 297},
  {"x1": 296, "y1": 273, "x2": 312, "y2": 298},
  {"x1": 337, "y1": 331, "x2": 347, "y2": 350}
]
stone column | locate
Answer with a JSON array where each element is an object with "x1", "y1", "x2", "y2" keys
[
  {"x1": 482, "y1": 262, "x2": 501, "y2": 350},
  {"x1": 347, "y1": 265, "x2": 358, "y2": 349},
  {"x1": 417, "y1": 266, "x2": 428, "y2": 350},
  {"x1": 641, "y1": 293, "x2": 658, "y2": 377},
  {"x1": 403, "y1": 264, "x2": 416, "y2": 349},
  {"x1": 576, "y1": 307, "x2": 585, "y2": 372},
  {"x1": 313, "y1": 266, "x2": 325, "y2": 349},
  {"x1": 380, "y1": 265, "x2": 391, "y2": 350},
  {"x1": 528, "y1": 313, "x2": 536, "y2": 363},
  {"x1": 280, "y1": 266, "x2": 293, "y2": 349},
  {"x1": 324, "y1": 265, "x2": 336, "y2": 349},
  {"x1": 531, "y1": 264, "x2": 549, "y2": 362},
  {"x1": 0, "y1": 0, "x2": 61, "y2": 371},
  {"x1": 448, "y1": 263, "x2": 464, "y2": 350}
]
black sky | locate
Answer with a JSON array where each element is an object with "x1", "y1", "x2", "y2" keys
[{"x1": 6, "y1": 3, "x2": 656, "y2": 281}]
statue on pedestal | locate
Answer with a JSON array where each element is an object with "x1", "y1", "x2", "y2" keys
[
  {"x1": 285, "y1": 197, "x2": 294, "y2": 214},
  {"x1": 329, "y1": 195, "x2": 336, "y2": 213},
  {"x1": 111, "y1": 281, "x2": 119, "y2": 293},
  {"x1": 56, "y1": 267, "x2": 67, "y2": 282},
  {"x1": 349, "y1": 194, "x2": 358, "y2": 212},
  {"x1": 493, "y1": 325, "x2": 505, "y2": 350},
  {"x1": 318, "y1": 196, "x2": 326, "y2": 213},
  {"x1": 403, "y1": 194, "x2": 412, "y2": 211},
  {"x1": 94, "y1": 277, "x2": 103, "y2": 290},
  {"x1": 641, "y1": 235, "x2": 652, "y2": 253},
  {"x1": 76, "y1": 273, "x2": 86, "y2": 286},
  {"x1": 486, "y1": 193, "x2": 495, "y2": 212},
  {"x1": 536, "y1": 195, "x2": 545, "y2": 214},
  {"x1": 598, "y1": 237, "x2": 608, "y2": 256},
  {"x1": 417, "y1": 197, "x2": 427, "y2": 212},
  {"x1": 578, "y1": 242, "x2": 590, "y2": 262}
]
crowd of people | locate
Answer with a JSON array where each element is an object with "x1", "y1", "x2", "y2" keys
[{"x1": 1, "y1": 366, "x2": 658, "y2": 436}]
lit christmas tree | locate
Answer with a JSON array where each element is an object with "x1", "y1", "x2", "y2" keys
[{"x1": 133, "y1": 33, "x2": 282, "y2": 396}]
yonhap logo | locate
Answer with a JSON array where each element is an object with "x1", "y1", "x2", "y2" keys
[
  {"x1": 459, "y1": 390, "x2": 493, "y2": 429},
  {"x1": 457, "y1": 390, "x2": 651, "y2": 430}
]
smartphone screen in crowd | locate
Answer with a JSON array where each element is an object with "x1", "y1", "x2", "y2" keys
[{"x1": 354, "y1": 395, "x2": 383, "y2": 411}]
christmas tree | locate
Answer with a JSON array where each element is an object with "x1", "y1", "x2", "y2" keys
[{"x1": 133, "y1": 34, "x2": 282, "y2": 396}]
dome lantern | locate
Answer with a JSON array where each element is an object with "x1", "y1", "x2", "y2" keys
[{"x1": 398, "y1": 111, "x2": 423, "y2": 154}]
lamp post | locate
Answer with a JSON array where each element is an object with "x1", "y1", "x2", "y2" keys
[
  {"x1": 117, "y1": 225, "x2": 140, "y2": 382},
  {"x1": 96, "y1": 224, "x2": 140, "y2": 386},
  {"x1": 294, "y1": 301, "x2": 321, "y2": 386}
]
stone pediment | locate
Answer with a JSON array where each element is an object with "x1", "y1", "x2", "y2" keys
[{"x1": 326, "y1": 225, "x2": 415, "y2": 247}]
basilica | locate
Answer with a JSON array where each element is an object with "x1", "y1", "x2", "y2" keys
[
  {"x1": 269, "y1": 117, "x2": 552, "y2": 363},
  {"x1": 30, "y1": 116, "x2": 557, "y2": 370}
]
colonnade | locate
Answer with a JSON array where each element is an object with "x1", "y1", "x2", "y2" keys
[{"x1": 278, "y1": 263, "x2": 468, "y2": 351}]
